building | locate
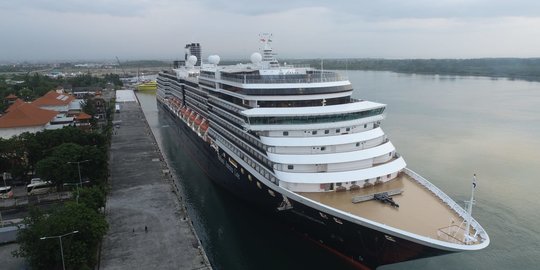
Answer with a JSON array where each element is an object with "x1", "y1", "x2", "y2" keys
[
  {"x1": 0, "y1": 100, "x2": 59, "y2": 139},
  {"x1": 32, "y1": 90, "x2": 76, "y2": 113},
  {"x1": 0, "y1": 90, "x2": 93, "y2": 138}
]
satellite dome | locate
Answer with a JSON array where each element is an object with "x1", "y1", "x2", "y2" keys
[
  {"x1": 187, "y1": 55, "x2": 197, "y2": 66},
  {"x1": 208, "y1": 55, "x2": 220, "y2": 65},
  {"x1": 250, "y1": 52, "x2": 262, "y2": 64}
]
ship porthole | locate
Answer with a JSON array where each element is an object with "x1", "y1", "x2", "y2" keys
[
  {"x1": 268, "y1": 190, "x2": 275, "y2": 197},
  {"x1": 257, "y1": 182, "x2": 262, "y2": 189}
]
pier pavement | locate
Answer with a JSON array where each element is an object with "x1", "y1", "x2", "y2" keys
[{"x1": 100, "y1": 94, "x2": 211, "y2": 270}]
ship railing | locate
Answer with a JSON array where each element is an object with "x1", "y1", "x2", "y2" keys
[
  {"x1": 280, "y1": 64, "x2": 312, "y2": 68},
  {"x1": 200, "y1": 72, "x2": 215, "y2": 79},
  {"x1": 349, "y1": 98, "x2": 364, "y2": 103},
  {"x1": 220, "y1": 72, "x2": 348, "y2": 84},
  {"x1": 211, "y1": 106, "x2": 246, "y2": 127},
  {"x1": 404, "y1": 168, "x2": 488, "y2": 244},
  {"x1": 211, "y1": 130, "x2": 278, "y2": 185},
  {"x1": 208, "y1": 97, "x2": 247, "y2": 113}
]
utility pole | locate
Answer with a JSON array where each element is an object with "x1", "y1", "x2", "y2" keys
[
  {"x1": 40, "y1": 230, "x2": 79, "y2": 270},
  {"x1": 67, "y1": 160, "x2": 90, "y2": 203}
]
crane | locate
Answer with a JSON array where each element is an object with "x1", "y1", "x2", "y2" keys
[{"x1": 115, "y1": 56, "x2": 128, "y2": 77}]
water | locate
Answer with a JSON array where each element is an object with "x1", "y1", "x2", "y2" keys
[{"x1": 137, "y1": 70, "x2": 540, "y2": 270}]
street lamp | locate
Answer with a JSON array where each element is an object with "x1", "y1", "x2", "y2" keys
[
  {"x1": 40, "y1": 230, "x2": 79, "y2": 270},
  {"x1": 67, "y1": 160, "x2": 90, "y2": 203}
]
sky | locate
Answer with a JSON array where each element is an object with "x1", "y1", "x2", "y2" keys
[{"x1": 1, "y1": 0, "x2": 540, "y2": 61}]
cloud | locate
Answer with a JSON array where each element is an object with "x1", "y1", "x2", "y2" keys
[
  {"x1": 196, "y1": 0, "x2": 540, "y2": 19},
  {"x1": 0, "y1": 0, "x2": 169, "y2": 16},
  {"x1": 1, "y1": 0, "x2": 540, "y2": 61}
]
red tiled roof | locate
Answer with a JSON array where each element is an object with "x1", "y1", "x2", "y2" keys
[
  {"x1": 6, "y1": 94, "x2": 18, "y2": 99},
  {"x1": 0, "y1": 103, "x2": 58, "y2": 128},
  {"x1": 32, "y1": 91, "x2": 75, "y2": 107},
  {"x1": 5, "y1": 99, "x2": 25, "y2": 113},
  {"x1": 75, "y1": 112, "x2": 92, "y2": 120}
]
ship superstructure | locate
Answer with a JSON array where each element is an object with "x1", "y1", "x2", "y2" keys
[{"x1": 156, "y1": 35, "x2": 489, "y2": 268}]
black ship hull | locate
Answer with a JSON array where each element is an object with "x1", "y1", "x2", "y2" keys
[{"x1": 158, "y1": 101, "x2": 453, "y2": 269}]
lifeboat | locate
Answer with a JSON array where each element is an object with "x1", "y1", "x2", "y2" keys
[
  {"x1": 182, "y1": 108, "x2": 191, "y2": 120},
  {"x1": 189, "y1": 113, "x2": 197, "y2": 123},
  {"x1": 200, "y1": 122, "x2": 209, "y2": 132},
  {"x1": 194, "y1": 117, "x2": 203, "y2": 126}
]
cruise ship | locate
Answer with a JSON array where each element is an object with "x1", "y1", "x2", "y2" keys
[{"x1": 156, "y1": 35, "x2": 489, "y2": 269}]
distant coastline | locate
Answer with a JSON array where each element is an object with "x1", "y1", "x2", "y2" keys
[
  {"x1": 286, "y1": 58, "x2": 540, "y2": 82},
  {"x1": 2, "y1": 58, "x2": 540, "y2": 82}
]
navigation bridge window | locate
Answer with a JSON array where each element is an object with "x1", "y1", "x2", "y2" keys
[{"x1": 248, "y1": 108, "x2": 385, "y2": 125}]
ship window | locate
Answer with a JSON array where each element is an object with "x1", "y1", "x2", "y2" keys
[
  {"x1": 312, "y1": 130, "x2": 317, "y2": 135},
  {"x1": 287, "y1": 165, "x2": 294, "y2": 170},
  {"x1": 336, "y1": 182, "x2": 342, "y2": 187},
  {"x1": 248, "y1": 174, "x2": 252, "y2": 181},
  {"x1": 283, "y1": 131, "x2": 289, "y2": 136},
  {"x1": 389, "y1": 152, "x2": 392, "y2": 157},
  {"x1": 387, "y1": 174, "x2": 391, "y2": 179},
  {"x1": 268, "y1": 190, "x2": 275, "y2": 197},
  {"x1": 336, "y1": 128, "x2": 340, "y2": 133},
  {"x1": 364, "y1": 124, "x2": 367, "y2": 128},
  {"x1": 377, "y1": 177, "x2": 381, "y2": 180},
  {"x1": 321, "y1": 146, "x2": 326, "y2": 151},
  {"x1": 346, "y1": 127, "x2": 350, "y2": 132},
  {"x1": 257, "y1": 182, "x2": 262, "y2": 189},
  {"x1": 351, "y1": 181, "x2": 357, "y2": 185},
  {"x1": 356, "y1": 142, "x2": 360, "y2": 147}
]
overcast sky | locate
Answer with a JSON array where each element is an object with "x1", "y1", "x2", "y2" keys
[{"x1": 1, "y1": 0, "x2": 540, "y2": 61}]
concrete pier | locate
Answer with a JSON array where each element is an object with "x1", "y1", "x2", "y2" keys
[{"x1": 100, "y1": 96, "x2": 211, "y2": 270}]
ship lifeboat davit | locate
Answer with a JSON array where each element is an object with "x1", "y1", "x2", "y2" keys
[
  {"x1": 189, "y1": 113, "x2": 197, "y2": 123},
  {"x1": 200, "y1": 122, "x2": 209, "y2": 132},
  {"x1": 183, "y1": 108, "x2": 191, "y2": 120},
  {"x1": 194, "y1": 117, "x2": 203, "y2": 126}
]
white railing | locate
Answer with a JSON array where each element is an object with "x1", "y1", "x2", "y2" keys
[
  {"x1": 404, "y1": 168, "x2": 489, "y2": 244},
  {"x1": 220, "y1": 72, "x2": 348, "y2": 84}
]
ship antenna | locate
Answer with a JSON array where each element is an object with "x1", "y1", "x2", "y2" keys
[
  {"x1": 464, "y1": 174, "x2": 477, "y2": 244},
  {"x1": 320, "y1": 58, "x2": 324, "y2": 80},
  {"x1": 259, "y1": 33, "x2": 278, "y2": 68}
]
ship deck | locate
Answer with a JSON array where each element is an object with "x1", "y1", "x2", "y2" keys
[{"x1": 298, "y1": 172, "x2": 472, "y2": 243}]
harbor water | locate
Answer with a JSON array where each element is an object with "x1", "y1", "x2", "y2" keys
[{"x1": 137, "y1": 70, "x2": 540, "y2": 269}]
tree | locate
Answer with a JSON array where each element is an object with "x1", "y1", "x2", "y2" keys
[
  {"x1": 36, "y1": 143, "x2": 82, "y2": 188},
  {"x1": 35, "y1": 142, "x2": 107, "y2": 189},
  {"x1": 14, "y1": 203, "x2": 108, "y2": 269},
  {"x1": 79, "y1": 186, "x2": 107, "y2": 211},
  {"x1": 18, "y1": 87, "x2": 34, "y2": 101}
]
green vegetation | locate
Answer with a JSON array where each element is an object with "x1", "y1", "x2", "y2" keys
[
  {"x1": 0, "y1": 73, "x2": 122, "y2": 112},
  {"x1": 288, "y1": 58, "x2": 540, "y2": 81},
  {"x1": 13, "y1": 200, "x2": 108, "y2": 269},
  {"x1": 0, "y1": 127, "x2": 107, "y2": 179},
  {"x1": 121, "y1": 60, "x2": 169, "y2": 68},
  {"x1": 36, "y1": 142, "x2": 108, "y2": 189},
  {"x1": 0, "y1": 69, "x2": 117, "y2": 269},
  {"x1": 5, "y1": 125, "x2": 112, "y2": 269}
]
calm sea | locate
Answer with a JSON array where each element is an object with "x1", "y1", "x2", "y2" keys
[{"x1": 137, "y1": 70, "x2": 540, "y2": 270}]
